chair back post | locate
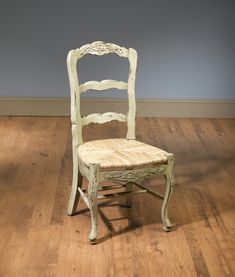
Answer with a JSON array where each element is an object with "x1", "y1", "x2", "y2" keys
[
  {"x1": 67, "y1": 41, "x2": 138, "y2": 145},
  {"x1": 67, "y1": 50, "x2": 84, "y2": 145},
  {"x1": 127, "y1": 48, "x2": 138, "y2": 140}
]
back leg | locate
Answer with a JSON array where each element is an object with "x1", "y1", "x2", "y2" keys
[
  {"x1": 68, "y1": 168, "x2": 83, "y2": 216},
  {"x1": 68, "y1": 125, "x2": 83, "y2": 215}
]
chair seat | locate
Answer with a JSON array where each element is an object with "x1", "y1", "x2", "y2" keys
[{"x1": 78, "y1": 138, "x2": 168, "y2": 171}]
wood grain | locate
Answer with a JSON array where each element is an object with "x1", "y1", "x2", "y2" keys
[{"x1": 0, "y1": 117, "x2": 234, "y2": 276}]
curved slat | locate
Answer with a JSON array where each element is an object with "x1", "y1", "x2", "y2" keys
[
  {"x1": 80, "y1": 80, "x2": 127, "y2": 93},
  {"x1": 82, "y1": 112, "x2": 127, "y2": 125}
]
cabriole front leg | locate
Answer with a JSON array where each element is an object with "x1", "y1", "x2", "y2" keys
[
  {"x1": 88, "y1": 163, "x2": 100, "y2": 244},
  {"x1": 161, "y1": 154, "x2": 175, "y2": 231}
]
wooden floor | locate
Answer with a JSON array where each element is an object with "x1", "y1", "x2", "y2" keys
[{"x1": 0, "y1": 117, "x2": 234, "y2": 277}]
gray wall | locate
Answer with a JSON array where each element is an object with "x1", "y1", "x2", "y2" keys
[{"x1": 0, "y1": 0, "x2": 234, "y2": 100}]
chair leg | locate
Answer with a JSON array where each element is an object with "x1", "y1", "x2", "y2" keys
[
  {"x1": 68, "y1": 125, "x2": 83, "y2": 215},
  {"x1": 88, "y1": 163, "x2": 100, "y2": 244},
  {"x1": 67, "y1": 158, "x2": 83, "y2": 215},
  {"x1": 67, "y1": 169, "x2": 83, "y2": 215},
  {"x1": 161, "y1": 154, "x2": 175, "y2": 231}
]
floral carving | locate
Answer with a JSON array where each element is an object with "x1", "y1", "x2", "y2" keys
[
  {"x1": 79, "y1": 41, "x2": 124, "y2": 56},
  {"x1": 102, "y1": 166, "x2": 166, "y2": 183}
]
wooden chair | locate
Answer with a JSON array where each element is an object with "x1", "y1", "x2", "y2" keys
[{"x1": 67, "y1": 41, "x2": 175, "y2": 244}]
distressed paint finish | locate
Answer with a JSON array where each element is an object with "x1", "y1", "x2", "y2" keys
[
  {"x1": 101, "y1": 165, "x2": 167, "y2": 183},
  {"x1": 87, "y1": 163, "x2": 100, "y2": 244},
  {"x1": 66, "y1": 41, "x2": 137, "y2": 144},
  {"x1": 127, "y1": 48, "x2": 137, "y2": 140},
  {"x1": 67, "y1": 41, "x2": 176, "y2": 244},
  {"x1": 82, "y1": 112, "x2": 127, "y2": 126},
  {"x1": 67, "y1": 125, "x2": 83, "y2": 215},
  {"x1": 78, "y1": 41, "x2": 129, "y2": 57},
  {"x1": 162, "y1": 154, "x2": 175, "y2": 231},
  {"x1": 76, "y1": 154, "x2": 175, "y2": 241},
  {"x1": 79, "y1": 80, "x2": 127, "y2": 93}
]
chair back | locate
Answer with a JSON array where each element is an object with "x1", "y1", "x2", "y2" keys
[{"x1": 67, "y1": 41, "x2": 138, "y2": 145}]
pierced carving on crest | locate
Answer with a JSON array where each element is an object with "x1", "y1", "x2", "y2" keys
[{"x1": 79, "y1": 41, "x2": 124, "y2": 56}]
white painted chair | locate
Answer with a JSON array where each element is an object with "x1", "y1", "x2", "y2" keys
[{"x1": 67, "y1": 41, "x2": 175, "y2": 244}]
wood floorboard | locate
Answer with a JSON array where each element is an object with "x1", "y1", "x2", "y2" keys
[{"x1": 0, "y1": 117, "x2": 234, "y2": 277}]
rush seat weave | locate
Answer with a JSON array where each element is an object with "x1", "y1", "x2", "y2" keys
[{"x1": 78, "y1": 138, "x2": 168, "y2": 170}]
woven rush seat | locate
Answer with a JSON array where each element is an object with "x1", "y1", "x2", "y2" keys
[{"x1": 78, "y1": 138, "x2": 168, "y2": 171}]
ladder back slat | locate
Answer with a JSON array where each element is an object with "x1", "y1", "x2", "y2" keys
[
  {"x1": 82, "y1": 112, "x2": 127, "y2": 126},
  {"x1": 80, "y1": 80, "x2": 127, "y2": 93}
]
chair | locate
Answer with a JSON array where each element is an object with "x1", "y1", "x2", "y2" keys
[{"x1": 66, "y1": 41, "x2": 175, "y2": 244}]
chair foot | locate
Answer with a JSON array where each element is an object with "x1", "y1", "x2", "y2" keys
[
  {"x1": 88, "y1": 215, "x2": 98, "y2": 244},
  {"x1": 163, "y1": 216, "x2": 172, "y2": 229},
  {"x1": 89, "y1": 237, "x2": 97, "y2": 245},
  {"x1": 163, "y1": 225, "x2": 172, "y2": 232},
  {"x1": 89, "y1": 225, "x2": 98, "y2": 243},
  {"x1": 163, "y1": 217, "x2": 172, "y2": 232},
  {"x1": 67, "y1": 211, "x2": 75, "y2": 216}
]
